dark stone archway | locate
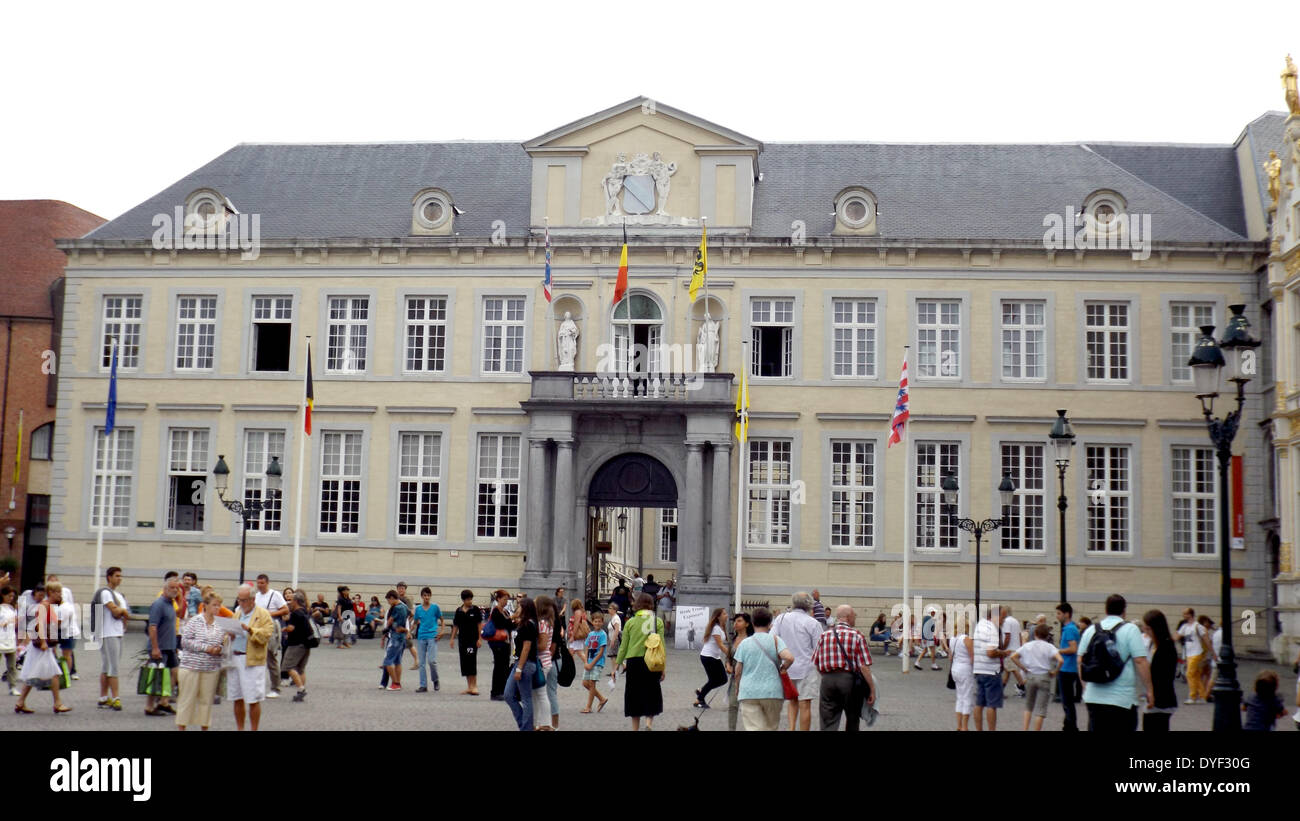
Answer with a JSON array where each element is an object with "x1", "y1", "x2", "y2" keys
[{"x1": 587, "y1": 452, "x2": 678, "y2": 508}]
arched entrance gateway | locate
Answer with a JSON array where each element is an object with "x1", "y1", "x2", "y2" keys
[{"x1": 519, "y1": 371, "x2": 736, "y2": 608}]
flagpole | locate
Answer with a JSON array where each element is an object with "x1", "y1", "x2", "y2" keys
[
  {"x1": 10, "y1": 408, "x2": 22, "y2": 511},
  {"x1": 901, "y1": 344, "x2": 911, "y2": 674},
  {"x1": 93, "y1": 337, "x2": 117, "y2": 599},
  {"x1": 624, "y1": 220, "x2": 632, "y2": 380},
  {"x1": 291, "y1": 335, "x2": 311, "y2": 589},
  {"x1": 733, "y1": 340, "x2": 748, "y2": 616}
]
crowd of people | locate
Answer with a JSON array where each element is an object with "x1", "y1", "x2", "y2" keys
[{"x1": 2, "y1": 566, "x2": 1298, "y2": 732}]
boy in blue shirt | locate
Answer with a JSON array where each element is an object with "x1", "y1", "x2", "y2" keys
[
  {"x1": 1056, "y1": 602, "x2": 1081, "y2": 731},
  {"x1": 412, "y1": 587, "x2": 444, "y2": 692},
  {"x1": 580, "y1": 610, "x2": 609, "y2": 713}
]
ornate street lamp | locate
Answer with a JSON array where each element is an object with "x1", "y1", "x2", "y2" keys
[
  {"x1": 1187, "y1": 304, "x2": 1260, "y2": 732},
  {"x1": 213, "y1": 453, "x2": 283, "y2": 584},
  {"x1": 1048, "y1": 409, "x2": 1076, "y2": 603},
  {"x1": 616, "y1": 509, "x2": 628, "y2": 534},
  {"x1": 941, "y1": 472, "x2": 1017, "y2": 613}
]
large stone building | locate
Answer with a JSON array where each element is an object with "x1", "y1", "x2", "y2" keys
[{"x1": 47, "y1": 95, "x2": 1293, "y2": 653}]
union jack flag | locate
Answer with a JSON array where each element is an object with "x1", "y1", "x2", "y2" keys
[
  {"x1": 542, "y1": 223, "x2": 552, "y2": 303},
  {"x1": 888, "y1": 350, "x2": 909, "y2": 448}
]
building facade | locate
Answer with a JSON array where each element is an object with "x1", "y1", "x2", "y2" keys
[{"x1": 49, "y1": 97, "x2": 1288, "y2": 651}]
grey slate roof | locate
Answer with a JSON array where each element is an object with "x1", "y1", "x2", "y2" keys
[
  {"x1": 86, "y1": 127, "x2": 1272, "y2": 245},
  {"x1": 1238, "y1": 112, "x2": 1289, "y2": 217}
]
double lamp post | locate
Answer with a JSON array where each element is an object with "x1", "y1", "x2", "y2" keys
[{"x1": 211, "y1": 453, "x2": 283, "y2": 585}]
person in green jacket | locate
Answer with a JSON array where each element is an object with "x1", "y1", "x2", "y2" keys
[{"x1": 615, "y1": 593, "x2": 665, "y2": 731}]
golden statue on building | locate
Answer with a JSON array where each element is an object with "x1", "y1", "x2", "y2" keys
[
  {"x1": 1285, "y1": 54, "x2": 1300, "y2": 118},
  {"x1": 1265, "y1": 150, "x2": 1282, "y2": 207}
]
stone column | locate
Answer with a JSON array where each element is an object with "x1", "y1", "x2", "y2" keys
[
  {"x1": 552, "y1": 440, "x2": 576, "y2": 583},
  {"x1": 521, "y1": 438, "x2": 551, "y2": 589},
  {"x1": 709, "y1": 442, "x2": 732, "y2": 583},
  {"x1": 682, "y1": 442, "x2": 706, "y2": 581}
]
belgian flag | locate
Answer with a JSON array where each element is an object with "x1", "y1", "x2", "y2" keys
[
  {"x1": 613, "y1": 221, "x2": 629, "y2": 307},
  {"x1": 304, "y1": 344, "x2": 314, "y2": 435}
]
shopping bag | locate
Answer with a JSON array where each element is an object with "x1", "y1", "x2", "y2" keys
[{"x1": 136, "y1": 662, "x2": 178, "y2": 697}]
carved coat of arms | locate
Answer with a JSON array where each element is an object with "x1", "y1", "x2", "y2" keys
[{"x1": 601, "y1": 152, "x2": 677, "y2": 217}]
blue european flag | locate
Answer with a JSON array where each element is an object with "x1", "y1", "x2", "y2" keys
[{"x1": 105, "y1": 341, "x2": 118, "y2": 435}]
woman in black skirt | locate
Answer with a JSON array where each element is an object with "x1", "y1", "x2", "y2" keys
[
  {"x1": 449, "y1": 589, "x2": 484, "y2": 695},
  {"x1": 487, "y1": 590, "x2": 513, "y2": 701},
  {"x1": 615, "y1": 593, "x2": 665, "y2": 731}
]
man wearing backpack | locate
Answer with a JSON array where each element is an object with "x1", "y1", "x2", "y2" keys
[
  {"x1": 94, "y1": 567, "x2": 129, "y2": 711},
  {"x1": 1077, "y1": 594, "x2": 1154, "y2": 731}
]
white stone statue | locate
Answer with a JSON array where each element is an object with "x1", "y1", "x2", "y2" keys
[
  {"x1": 602, "y1": 153, "x2": 628, "y2": 216},
  {"x1": 649, "y1": 151, "x2": 677, "y2": 216},
  {"x1": 557, "y1": 311, "x2": 579, "y2": 371},
  {"x1": 697, "y1": 312, "x2": 720, "y2": 373}
]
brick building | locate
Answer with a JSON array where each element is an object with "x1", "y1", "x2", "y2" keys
[{"x1": 0, "y1": 200, "x2": 105, "y2": 589}]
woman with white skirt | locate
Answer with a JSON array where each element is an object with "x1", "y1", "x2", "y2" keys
[
  {"x1": 948, "y1": 630, "x2": 975, "y2": 731},
  {"x1": 14, "y1": 581, "x2": 69, "y2": 714}
]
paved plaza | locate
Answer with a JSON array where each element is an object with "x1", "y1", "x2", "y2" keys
[{"x1": 3, "y1": 637, "x2": 1294, "y2": 732}]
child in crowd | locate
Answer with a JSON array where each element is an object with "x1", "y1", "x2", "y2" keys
[
  {"x1": 605, "y1": 604, "x2": 622, "y2": 672},
  {"x1": 1010, "y1": 623, "x2": 1063, "y2": 732},
  {"x1": 580, "y1": 610, "x2": 609, "y2": 713},
  {"x1": 1242, "y1": 670, "x2": 1286, "y2": 731}
]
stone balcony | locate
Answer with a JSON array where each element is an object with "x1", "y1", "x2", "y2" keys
[{"x1": 526, "y1": 371, "x2": 736, "y2": 405}]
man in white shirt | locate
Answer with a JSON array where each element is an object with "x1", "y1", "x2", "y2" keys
[
  {"x1": 253, "y1": 574, "x2": 289, "y2": 698},
  {"x1": 1177, "y1": 608, "x2": 1212, "y2": 704},
  {"x1": 48, "y1": 574, "x2": 80, "y2": 680},
  {"x1": 972, "y1": 609, "x2": 1010, "y2": 730},
  {"x1": 96, "y1": 567, "x2": 129, "y2": 710},
  {"x1": 1010, "y1": 623, "x2": 1063, "y2": 731},
  {"x1": 771, "y1": 592, "x2": 824, "y2": 731},
  {"x1": 1000, "y1": 605, "x2": 1025, "y2": 697}
]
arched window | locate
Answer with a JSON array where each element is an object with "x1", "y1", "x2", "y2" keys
[
  {"x1": 611, "y1": 293, "x2": 664, "y2": 374},
  {"x1": 29, "y1": 422, "x2": 53, "y2": 461}
]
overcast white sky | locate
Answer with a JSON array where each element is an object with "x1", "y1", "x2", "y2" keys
[{"x1": 2, "y1": 0, "x2": 1295, "y2": 221}]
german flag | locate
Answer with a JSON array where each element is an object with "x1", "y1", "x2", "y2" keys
[
  {"x1": 304, "y1": 344, "x2": 314, "y2": 435},
  {"x1": 613, "y1": 221, "x2": 629, "y2": 307}
]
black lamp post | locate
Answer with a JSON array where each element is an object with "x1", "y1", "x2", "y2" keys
[
  {"x1": 1187, "y1": 304, "x2": 1260, "y2": 732},
  {"x1": 212, "y1": 453, "x2": 283, "y2": 585},
  {"x1": 940, "y1": 472, "x2": 1017, "y2": 613},
  {"x1": 1048, "y1": 409, "x2": 1076, "y2": 603}
]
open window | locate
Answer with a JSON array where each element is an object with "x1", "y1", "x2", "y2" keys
[{"x1": 252, "y1": 296, "x2": 292, "y2": 372}]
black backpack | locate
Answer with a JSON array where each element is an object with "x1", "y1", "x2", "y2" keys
[
  {"x1": 1080, "y1": 620, "x2": 1127, "y2": 684},
  {"x1": 88, "y1": 587, "x2": 112, "y2": 637}
]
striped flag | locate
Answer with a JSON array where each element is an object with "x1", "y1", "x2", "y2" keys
[
  {"x1": 887, "y1": 350, "x2": 909, "y2": 448},
  {"x1": 542, "y1": 223, "x2": 552, "y2": 303},
  {"x1": 613, "y1": 222, "x2": 629, "y2": 307},
  {"x1": 689, "y1": 223, "x2": 707, "y2": 303},
  {"x1": 304, "y1": 343, "x2": 314, "y2": 435}
]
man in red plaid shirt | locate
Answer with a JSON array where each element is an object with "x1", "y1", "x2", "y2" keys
[{"x1": 812, "y1": 604, "x2": 876, "y2": 731}]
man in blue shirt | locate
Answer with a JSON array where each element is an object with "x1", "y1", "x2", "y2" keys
[
  {"x1": 1076, "y1": 594, "x2": 1154, "y2": 732},
  {"x1": 412, "y1": 587, "x2": 443, "y2": 692},
  {"x1": 1055, "y1": 602, "x2": 1081, "y2": 731}
]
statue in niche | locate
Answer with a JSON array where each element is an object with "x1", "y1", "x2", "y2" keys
[
  {"x1": 697, "y1": 311, "x2": 720, "y2": 373},
  {"x1": 557, "y1": 311, "x2": 579, "y2": 371}
]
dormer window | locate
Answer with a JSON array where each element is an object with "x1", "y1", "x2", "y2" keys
[
  {"x1": 834, "y1": 187, "x2": 877, "y2": 232},
  {"x1": 1083, "y1": 189, "x2": 1126, "y2": 238},
  {"x1": 412, "y1": 188, "x2": 453, "y2": 233},
  {"x1": 185, "y1": 189, "x2": 226, "y2": 233}
]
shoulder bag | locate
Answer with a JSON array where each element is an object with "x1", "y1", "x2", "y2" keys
[
  {"x1": 832, "y1": 626, "x2": 872, "y2": 703},
  {"x1": 759, "y1": 632, "x2": 799, "y2": 700}
]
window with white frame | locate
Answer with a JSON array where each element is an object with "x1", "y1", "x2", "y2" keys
[
  {"x1": 175, "y1": 296, "x2": 217, "y2": 371},
  {"x1": 1169, "y1": 303, "x2": 1214, "y2": 383},
  {"x1": 404, "y1": 297, "x2": 448, "y2": 373},
  {"x1": 1086, "y1": 445, "x2": 1131, "y2": 552},
  {"x1": 747, "y1": 439, "x2": 792, "y2": 546},
  {"x1": 658, "y1": 508, "x2": 678, "y2": 562},
  {"x1": 917, "y1": 299, "x2": 962, "y2": 379},
  {"x1": 29, "y1": 423, "x2": 53, "y2": 461},
  {"x1": 251, "y1": 296, "x2": 292, "y2": 372},
  {"x1": 101, "y1": 296, "x2": 143, "y2": 369},
  {"x1": 243, "y1": 430, "x2": 284, "y2": 532},
  {"x1": 166, "y1": 429, "x2": 208, "y2": 532},
  {"x1": 831, "y1": 298, "x2": 877, "y2": 378},
  {"x1": 481, "y1": 297, "x2": 525, "y2": 374},
  {"x1": 398, "y1": 432, "x2": 442, "y2": 537},
  {"x1": 1171, "y1": 446, "x2": 1216, "y2": 555},
  {"x1": 90, "y1": 428, "x2": 134, "y2": 529},
  {"x1": 915, "y1": 442, "x2": 959, "y2": 549},
  {"x1": 320, "y1": 432, "x2": 362, "y2": 534},
  {"x1": 751, "y1": 299, "x2": 794, "y2": 378},
  {"x1": 476, "y1": 433, "x2": 521, "y2": 538},
  {"x1": 829, "y1": 439, "x2": 875, "y2": 548},
  {"x1": 1001, "y1": 300, "x2": 1046, "y2": 381},
  {"x1": 326, "y1": 297, "x2": 369, "y2": 373},
  {"x1": 999, "y1": 444, "x2": 1044, "y2": 551},
  {"x1": 1085, "y1": 302, "x2": 1130, "y2": 382}
]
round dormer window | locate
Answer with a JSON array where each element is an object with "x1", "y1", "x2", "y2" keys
[
  {"x1": 1083, "y1": 190, "x2": 1126, "y2": 234},
  {"x1": 835, "y1": 188, "x2": 877, "y2": 230},
  {"x1": 185, "y1": 190, "x2": 224, "y2": 232},
  {"x1": 414, "y1": 190, "x2": 452, "y2": 229}
]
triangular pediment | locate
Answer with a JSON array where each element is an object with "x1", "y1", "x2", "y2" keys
[{"x1": 523, "y1": 96, "x2": 762, "y2": 153}]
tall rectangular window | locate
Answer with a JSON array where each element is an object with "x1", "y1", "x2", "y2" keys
[
  {"x1": 829, "y1": 439, "x2": 874, "y2": 548},
  {"x1": 915, "y1": 441, "x2": 959, "y2": 549},
  {"x1": 91, "y1": 428, "x2": 134, "y2": 529},
  {"x1": 476, "y1": 434, "x2": 521, "y2": 538},
  {"x1": 1000, "y1": 443, "x2": 1045, "y2": 551},
  {"x1": 1170, "y1": 302, "x2": 1214, "y2": 383},
  {"x1": 175, "y1": 296, "x2": 217, "y2": 370},
  {"x1": 326, "y1": 297, "x2": 369, "y2": 373},
  {"x1": 398, "y1": 433, "x2": 442, "y2": 537},
  {"x1": 1086, "y1": 445, "x2": 1131, "y2": 552},
  {"x1": 1001, "y1": 300, "x2": 1046, "y2": 380},
  {"x1": 482, "y1": 297, "x2": 525, "y2": 374},
  {"x1": 1085, "y1": 301, "x2": 1130, "y2": 382},
  {"x1": 917, "y1": 299, "x2": 962, "y2": 379},
  {"x1": 751, "y1": 299, "x2": 794, "y2": 377},
  {"x1": 251, "y1": 296, "x2": 292, "y2": 372},
  {"x1": 748, "y1": 439, "x2": 792, "y2": 546},
  {"x1": 243, "y1": 430, "x2": 284, "y2": 532},
  {"x1": 165, "y1": 429, "x2": 208, "y2": 532},
  {"x1": 102, "y1": 296, "x2": 143, "y2": 369},
  {"x1": 1171, "y1": 446, "x2": 1216, "y2": 555},
  {"x1": 404, "y1": 297, "x2": 448, "y2": 373},
  {"x1": 320, "y1": 432, "x2": 362, "y2": 534},
  {"x1": 658, "y1": 508, "x2": 678, "y2": 562},
  {"x1": 831, "y1": 298, "x2": 876, "y2": 378}
]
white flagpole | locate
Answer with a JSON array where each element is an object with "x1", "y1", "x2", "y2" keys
[
  {"x1": 733, "y1": 340, "x2": 748, "y2": 616},
  {"x1": 291, "y1": 335, "x2": 311, "y2": 589},
  {"x1": 901, "y1": 344, "x2": 911, "y2": 674}
]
